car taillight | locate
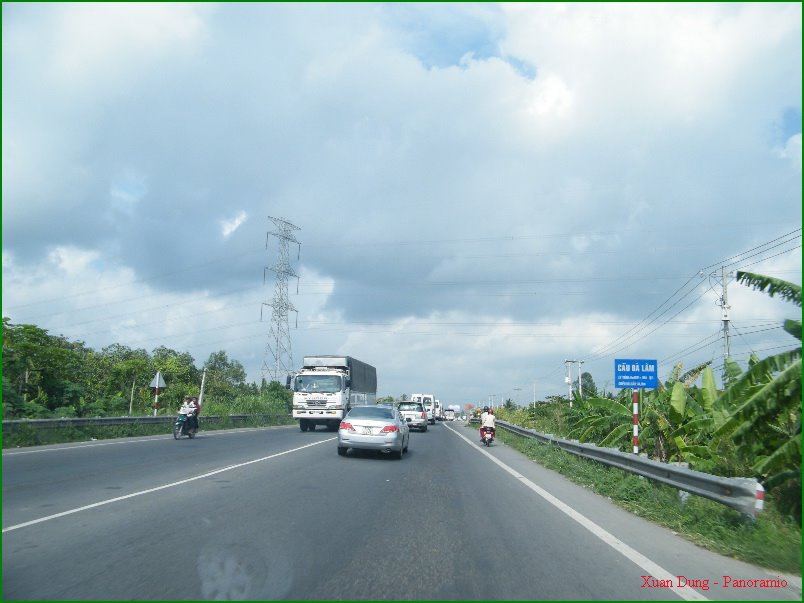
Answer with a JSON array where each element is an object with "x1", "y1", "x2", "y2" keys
[
  {"x1": 380, "y1": 425, "x2": 399, "y2": 433},
  {"x1": 340, "y1": 421, "x2": 354, "y2": 431},
  {"x1": 421, "y1": 412, "x2": 426, "y2": 419}
]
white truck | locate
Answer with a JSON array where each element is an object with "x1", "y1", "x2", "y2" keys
[
  {"x1": 412, "y1": 393, "x2": 436, "y2": 425},
  {"x1": 434, "y1": 399, "x2": 443, "y2": 421},
  {"x1": 288, "y1": 356, "x2": 377, "y2": 432},
  {"x1": 444, "y1": 408, "x2": 455, "y2": 421}
]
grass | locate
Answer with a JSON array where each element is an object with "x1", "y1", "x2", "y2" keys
[
  {"x1": 2, "y1": 414, "x2": 295, "y2": 448},
  {"x1": 474, "y1": 423, "x2": 801, "y2": 575}
]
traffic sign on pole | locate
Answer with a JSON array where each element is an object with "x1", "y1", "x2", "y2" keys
[
  {"x1": 149, "y1": 371, "x2": 167, "y2": 416},
  {"x1": 614, "y1": 359, "x2": 658, "y2": 389},
  {"x1": 149, "y1": 371, "x2": 167, "y2": 390}
]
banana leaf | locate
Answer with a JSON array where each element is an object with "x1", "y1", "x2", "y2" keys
[
  {"x1": 784, "y1": 319, "x2": 802, "y2": 341},
  {"x1": 700, "y1": 367, "x2": 717, "y2": 413},
  {"x1": 669, "y1": 381, "x2": 687, "y2": 424},
  {"x1": 752, "y1": 435, "x2": 802, "y2": 475},
  {"x1": 600, "y1": 423, "x2": 632, "y2": 448},
  {"x1": 583, "y1": 397, "x2": 632, "y2": 415},
  {"x1": 736, "y1": 271, "x2": 802, "y2": 306},
  {"x1": 716, "y1": 359, "x2": 803, "y2": 440}
]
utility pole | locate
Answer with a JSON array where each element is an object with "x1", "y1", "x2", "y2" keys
[
  {"x1": 564, "y1": 360, "x2": 573, "y2": 406},
  {"x1": 721, "y1": 267, "x2": 731, "y2": 360},
  {"x1": 262, "y1": 216, "x2": 300, "y2": 385},
  {"x1": 565, "y1": 359, "x2": 583, "y2": 406},
  {"x1": 578, "y1": 360, "x2": 584, "y2": 398},
  {"x1": 717, "y1": 267, "x2": 732, "y2": 385}
]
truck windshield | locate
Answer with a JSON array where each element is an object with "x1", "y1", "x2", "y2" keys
[{"x1": 294, "y1": 375, "x2": 342, "y2": 393}]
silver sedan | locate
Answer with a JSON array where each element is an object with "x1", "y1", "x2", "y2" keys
[
  {"x1": 337, "y1": 405, "x2": 410, "y2": 459},
  {"x1": 397, "y1": 401, "x2": 428, "y2": 432}
]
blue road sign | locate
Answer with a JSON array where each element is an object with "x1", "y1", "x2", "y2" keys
[{"x1": 614, "y1": 359, "x2": 658, "y2": 389}]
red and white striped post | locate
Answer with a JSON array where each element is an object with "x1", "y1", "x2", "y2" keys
[{"x1": 632, "y1": 390, "x2": 639, "y2": 454}]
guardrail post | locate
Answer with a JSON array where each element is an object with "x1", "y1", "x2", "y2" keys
[
  {"x1": 754, "y1": 482, "x2": 765, "y2": 517},
  {"x1": 632, "y1": 390, "x2": 639, "y2": 454}
]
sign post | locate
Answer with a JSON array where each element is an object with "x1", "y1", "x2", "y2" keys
[
  {"x1": 149, "y1": 371, "x2": 167, "y2": 416},
  {"x1": 614, "y1": 359, "x2": 657, "y2": 454},
  {"x1": 632, "y1": 390, "x2": 639, "y2": 454}
]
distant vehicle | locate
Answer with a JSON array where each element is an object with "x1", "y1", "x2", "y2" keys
[
  {"x1": 443, "y1": 409, "x2": 455, "y2": 421},
  {"x1": 288, "y1": 356, "x2": 377, "y2": 432},
  {"x1": 338, "y1": 405, "x2": 409, "y2": 459},
  {"x1": 411, "y1": 394, "x2": 436, "y2": 425},
  {"x1": 397, "y1": 401, "x2": 428, "y2": 432},
  {"x1": 434, "y1": 399, "x2": 444, "y2": 421}
]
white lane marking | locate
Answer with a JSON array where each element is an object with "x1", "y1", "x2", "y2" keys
[
  {"x1": 446, "y1": 424, "x2": 708, "y2": 602},
  {"x1": 2, "y1": 438, "x2": 335, "y2": 533},
  {"x1": 2, "y1": 425, "x2": 296, "y2": 455}
]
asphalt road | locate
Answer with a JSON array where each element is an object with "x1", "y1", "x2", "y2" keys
[{"x1": 2, "y1": 421, "x2": 801, "y2": 600}]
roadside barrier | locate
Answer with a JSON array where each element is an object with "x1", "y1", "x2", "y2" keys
[{"x1": 472, "y1": 418, "x2": 763, "y2": 517}]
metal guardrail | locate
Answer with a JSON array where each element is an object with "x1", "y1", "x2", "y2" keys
[
  {"x1": 471, "y1": 418, "x2": 763, "y2": 517},
  {"x1": 2, "y1": 414, "x2": 291, "y2": 430}
]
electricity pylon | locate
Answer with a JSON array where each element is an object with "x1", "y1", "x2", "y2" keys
[{"x1": 261, "y1": 216, "x2": 300, "y2": 384}]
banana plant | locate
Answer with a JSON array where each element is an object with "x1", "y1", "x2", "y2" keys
[{"x1": 710, "y1": 272, "x2": 801, "y2": 515}]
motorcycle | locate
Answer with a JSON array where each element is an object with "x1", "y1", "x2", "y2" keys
[
  {"x1": 480, "y1": 426, "x2": 495, "y2": 447},
  {"x1": 173, "y1": 411, "x2": 197, "y2": 439}
]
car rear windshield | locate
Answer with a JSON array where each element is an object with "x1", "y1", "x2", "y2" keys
[
  {"x1": 398, "y1": 403, "x2": 422, "y2": 411},
  {"x1": 348, "y1": 407, "x2": 394, "y2": 420}
]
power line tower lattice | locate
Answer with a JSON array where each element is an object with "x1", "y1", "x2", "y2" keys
[{"x1": 261, "y1": 216, "x2": 300, "y2": 385}]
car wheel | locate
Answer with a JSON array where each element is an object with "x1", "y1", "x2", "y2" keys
[
  {"x1": 393, "y1": 448, "x2": 403, "y2": 460},
  {"x1": 421, "y1": 425, "x2": 427, "y2": 432},
  {"x1": 337, "y1": 446, "x2": 347, "y2": 456}
]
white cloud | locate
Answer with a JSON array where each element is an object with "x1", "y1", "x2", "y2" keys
[
  {"x1": 777, "y1": 133, "x2": 802, "y2": 173},
  {"x1": 220, "y1": 211, "x2": 247, "y2": 239},
  {"x1": 2, "y1": 4, "x2": 800, "y2": 404},
  {"x1": 48, "y1": 3, "x2": 211, "y2": 85},
  {"x1": 500, "y1": 3, "x2": 802, "y2": 129}
]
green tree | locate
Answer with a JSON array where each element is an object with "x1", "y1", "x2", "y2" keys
[
  {"x1": 151, "y1": 346, "x2": 200, "y2": 411},
  {"x1": 264, "y1": 380, "x2": 292, "y2": 414},
  {"x1": 202, "y1": 350, "x2": 247, "y2": 406},
  {"x1": 2, "y1": 319, "x2": 88, "y2": 417},
  {"x1": 579, "y1": 372, "x2": 598, "y2": 398}
]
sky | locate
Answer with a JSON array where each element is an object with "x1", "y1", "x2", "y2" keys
[{"x1": 3, "y1": 2, "x2": 802, "y2": 409}]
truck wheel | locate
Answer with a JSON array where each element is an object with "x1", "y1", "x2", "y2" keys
[{"x1": 299, "y1": 420, "x2": 308, "y2": 432}]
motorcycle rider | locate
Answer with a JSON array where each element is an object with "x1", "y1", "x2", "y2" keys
[
  {"x1": 179, "y1": 396, "x2": 200, "y2": 434},
  {"x1": 480, "y1": 406, "x2": 496, "y2": 441}
]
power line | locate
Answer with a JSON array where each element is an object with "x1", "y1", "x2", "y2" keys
[{"x1": 582, "y1": 229, "x2": 802, "y2": 364}]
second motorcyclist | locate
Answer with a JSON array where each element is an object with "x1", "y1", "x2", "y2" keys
[{"x1": 480, "y1": 406, "x2": 496, "y2": 441}]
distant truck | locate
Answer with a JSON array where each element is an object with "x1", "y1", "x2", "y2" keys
[
  {"x1": 288, "y1": 356, "x2": 377, "y2": 432},
  {"x1": 443, "y1": 408, "x2": 455, "y2": 421},
  {"x1": 411, "y1": 393, "x2": 436, "y2": 425},
  {"x1": 434, "y1": 399, "x2": 443, "y2": 421}
]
